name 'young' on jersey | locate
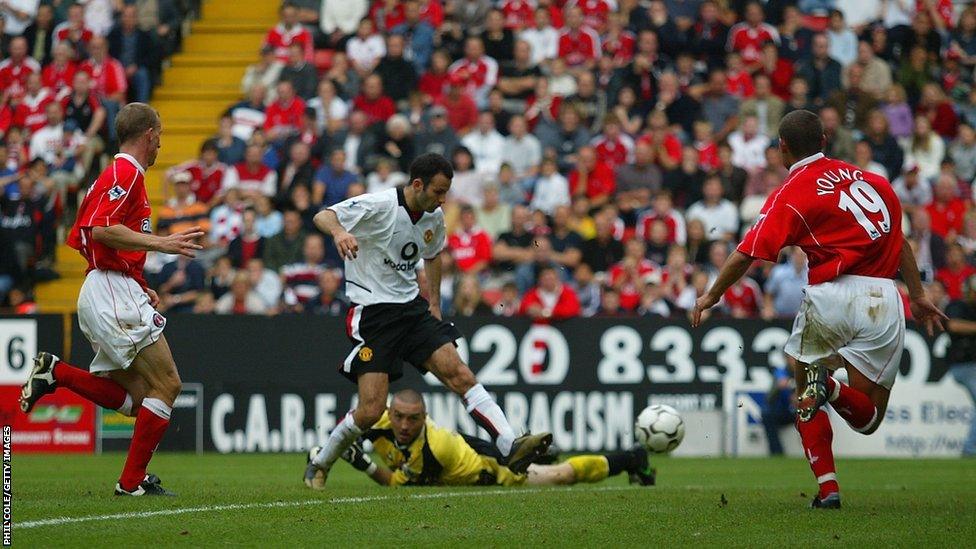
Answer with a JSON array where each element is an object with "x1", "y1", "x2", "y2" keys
[
  {"x1": 328, "y1": 187, "x2": 446, "y2": 306},
  {"x1": 737, "y1": 153, "x2": 903, "y2": 285}
]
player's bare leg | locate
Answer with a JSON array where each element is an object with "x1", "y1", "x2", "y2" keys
[
  {"x1": 306, "y1": 372, "x2": 388, "y2": 489},
  {"x1": 525, "y1": 448, "x2": 654, "y2": 486},
  {"x1": 105, "y1": 368, "x2": 149, "y2": 416},
  {"x1": 829, "y1": 363, "x2": 889, "y2": 435},
  {"x1": 424, "y1": 343, "x2": 552, "y2": 474},
  {"x1": 115, "y1": 335, "x2": 182, "y2": 496},
  {"x1": 20, "y1": 353, "x2": 142, "y2": 417}
]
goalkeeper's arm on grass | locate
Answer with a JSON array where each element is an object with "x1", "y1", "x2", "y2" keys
[{"x1": 342, "y1": 440, "x2": 393, "y2": 486}]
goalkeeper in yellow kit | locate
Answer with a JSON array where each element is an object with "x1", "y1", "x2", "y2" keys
[{"x1": 307, "y1": 389, "x2": 657, "y2": 487}]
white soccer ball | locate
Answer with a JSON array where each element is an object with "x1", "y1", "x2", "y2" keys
[{"x1": 634, "y1": 404, "x2": 685, "y2": 453}]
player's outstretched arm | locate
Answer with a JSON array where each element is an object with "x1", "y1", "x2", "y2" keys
[
  {"x1": 92, "y1": 225, "x2": 204, "y2": 257},
  {"x1": 899, "y1": 235, "x2": 949, "y2": 336},
  {"x1": 341, "y1": 441, "x2": 391, "y2": 486},
  {"x1": 692, "y1": 250, "x2": 753, "y2": 327},
  {"x1": 313, "y1": 209, "x2": 359, "y2": 260},
  {"x1": 425, "y1": 252, "x2": 443, "y2": 320}
]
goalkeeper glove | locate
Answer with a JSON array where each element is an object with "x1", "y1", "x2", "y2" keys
[{"x1": 341, "y1": 441, "x2": 377, "y2": 475}]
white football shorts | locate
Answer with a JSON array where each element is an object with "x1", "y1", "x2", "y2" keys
[
  {"x1": 784, "y1": 274, "x2": 905, "y2": 390},
  {"x1": 77, "y1": 269, "x2": 166, "y2": 373}
]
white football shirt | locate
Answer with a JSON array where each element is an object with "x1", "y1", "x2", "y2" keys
[{"x1": 328, "y1": 187, "x2": 446, "y2": 306}]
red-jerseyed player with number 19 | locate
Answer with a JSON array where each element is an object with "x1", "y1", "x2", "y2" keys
[
  {"x1": 692, "y1": 110, "x2": 948, "y2": 509},
  {"x1": 19, "y1": 103, "x2": 204, "y2": 496}
]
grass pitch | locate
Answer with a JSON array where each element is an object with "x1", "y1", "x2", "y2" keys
[{"x1": 13, "y1": 453, "x2": 976, "y2": 547}]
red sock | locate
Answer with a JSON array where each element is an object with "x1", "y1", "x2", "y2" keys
[
  {"x1": 826, "y1": 377, "x2": 877, "y2": 431},
  {"x1": 54, "y1": 361, "x2": 129, "y2": 410},
  {"x1": 119, "y1": 398, "x2": 170, "y2": 491},
  {"x1": 796, "y1": 410, "x2": 839, "y2": 498}
]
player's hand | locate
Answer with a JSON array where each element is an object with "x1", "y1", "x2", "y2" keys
[
  {"x1": 146, "y1": 288, "x2": 160, "y2": 308},
  {"x1": 691, "y1": 292, "x2": 720, "y2": 328},
  {"x1": 341, "y1": 441, "x2": 375, "y2": 473},
  {"x1": 909, "y1": 294, "x2": 949, "y2": 337},
  {"x1": 156, "y1": 227, "x2": 204, "y2": 258},
  {"x1": 334, "y1": 230, "x2": 359, "y2": 260}
]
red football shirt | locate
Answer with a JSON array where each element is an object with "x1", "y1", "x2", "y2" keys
[
  {"x1": 67, "y1": 154, "x2": 153, "y2": 288},
  {"x1": 738, "y1": 153, "x2": 904, "y2": 285},
  {"x1": 448, "y1": 228, "x2": 493, "y2": 272}
]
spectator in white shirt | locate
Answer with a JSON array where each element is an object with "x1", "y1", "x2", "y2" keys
[
  {"x1": 529, "y1": 157, "x2": 570, "y2": 215},
  {"x1": 29, "y1": 102, "x2": 85, "y2": 191},
  {"x1": 461, "y1": 111, "x2": 506, "y2": 174},
  {"x1": 518, "y1": 7, "x2": 558, "y2": 66},
  {"x1": 728, "y1": 116, "x2": 770, "y2": 174},
  {"x1": 826, "y1": 9, "x2": 858, "y2": 67},
  {"x1": 345, "y1": 18, "x2": 385, "y2": 75},
  {"x1": 365, "y1": 157, "x2": 409, "y2": 193},
  {"x1": 501, "y1": 114, "x2": 542, "y2": 180},
  {"x1": 685, "y1": 176, "x2": 739, "y2": 241},
  {"x1": 307, "y1": 79, "x2": 349, "y2": 133}
]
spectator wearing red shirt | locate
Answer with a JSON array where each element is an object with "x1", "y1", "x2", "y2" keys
[
  {"x1": 352, "y1": 74, "x2": 396, "y2": 125},
  {"x1": 501, "y1": 0, "x2": 534, "y2": 30},
  {"x1": 568, "y1": 0, "x2": 611, "y2": 33},
  {"x1": 447, "y1": 37, "x2": 499, "y2": 108},
  {"x1": 723, "y1": 277, "x2": 763, "y2": 318},
  {"x1": 569, "y1": 146, "x2": 615, "y2": 207},
  {"x1": 418, "y1": 50, "x2": 451, "y2": 103},
  {"x1": 264, "y1": 81, "x2": 306, "y2": 141},
  {"x1": 636, "y1": 191, "x2": 686, "y2": 246},
  {"x1": 0, "y1": 38, "x2": 42, "y2": 99},
  {"x1": 592, "y1": 117, "x2": 635, "y2": 169},
  {"x1": 78, "y1": 37, "x2": 127, "y2": 104},
  {"x1": 13, "y1": 73, "x2": 54, "y2": 132},
  {"x1": 370, "y1": 0, "x2": 407, "y2": 32},
  {"x1": 418, "y1": 0, "x2": 444, "y2": 28},
  {"x1": 916, "y1": 83, "x2": 960, "y2": 139},
  {"x1": 448, "y1": 206, "x2": 493, "y2": 274},
  {"x1": 936, "y1": 245, "x2": 976, "y2": 300},
  {"x1": 53, "y1": 4, "x2": 94, "y2": 54},
  {"x1": 926, "y1": 175, "x2": 968, "y2": 240},
  {"x1": 166, "y1": 139, "x2": 228, "y2": 207},
  {"x1": 42, "y1": 43, "x2": 77, "y2": 97},
  {"x1": 608, "y1": 239, "x2": 659, "y2": 311},
  {"x1": 558, "y1": 6, "x2": 601, "y2": 69},
  {"x1": 760, "y1": 42, "x2": 794, "y2": 101},
  {"x1": 264, "y1": 3, "x2": 314, "y2": 63},
  {"x1": 726, "y1": 2, "x2": 780, "y2": 71},
  {"x1": 638, "y1": 111, "x2": 682, "y2": 171},
  {"x1": 724, "y1": 52, "x2": 755, "y2": 99},
  {"x1": 439, "y1": 77, "x2": 479, "y2": 134},
  {"x1": 519, "y1": 265, "x2": 582, "y2": 321},
  {"x1": 601, "y1": 14, "x2": 635, "y2": 66}
]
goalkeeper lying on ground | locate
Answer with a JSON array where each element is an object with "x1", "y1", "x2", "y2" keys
[{"x1": 307, "y1": 389, "x2": 656, "y2": 487}]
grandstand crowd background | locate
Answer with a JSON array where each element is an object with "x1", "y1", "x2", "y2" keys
[{"x1": 1, "y1": 0, "x2": 975, "y2": 321}]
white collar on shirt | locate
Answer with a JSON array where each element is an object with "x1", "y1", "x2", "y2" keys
[
  {"x1": 115, "y1": 153, "x2": 146, "y2": 175},
  {"x1": 788, "y1": 152, "x2": 824, "y2": 174}
]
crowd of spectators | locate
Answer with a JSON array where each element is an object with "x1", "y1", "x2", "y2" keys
[
  {"x1": 9, "y1": 0, "x2": 976, "y2": 321},
  {"x1": 0, "y1": 0, "x2": 192, "y2": 310}
]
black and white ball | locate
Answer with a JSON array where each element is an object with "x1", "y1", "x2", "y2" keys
[{"x1": 634, "y1": 404, "x2": 685, "y2": 453}]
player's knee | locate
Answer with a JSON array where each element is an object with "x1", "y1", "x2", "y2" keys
[
  {"x1": 157, "y1": 369, "x2": 182, "y2": 403},
  {"x1": 357, "y1": 399, "x2": 386, "y2": 426}
]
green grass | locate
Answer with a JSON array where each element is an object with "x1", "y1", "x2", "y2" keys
[{"x1": 12, "y1": 453, "x2": 976, "y2": 547}]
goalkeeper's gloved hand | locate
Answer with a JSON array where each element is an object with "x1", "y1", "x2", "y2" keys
[{"x1": 341, "y1": 441, "x2": 377, "y2": 475}]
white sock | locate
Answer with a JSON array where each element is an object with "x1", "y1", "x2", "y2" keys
[
  {"x1": 117, "y1": 393, "x2": 135, "y2": 417},
  {"x1": 312, "y1": 412, "x2": 363, "y2": 471},
  {"x1": 141, "y1": 397, "x2": 171, "y2": 420},
  {"x1": 463, "y1": 384, "x2": 516, "y2": 456}
]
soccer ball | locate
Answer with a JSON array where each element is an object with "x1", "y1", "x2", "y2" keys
[{"x1": 634, "y1": 404, "x2": 685, "y2": 453}]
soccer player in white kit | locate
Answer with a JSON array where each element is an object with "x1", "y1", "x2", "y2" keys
[
  {"x1": 19, "y1": 103, "x2": 203, "y2": 496},
  {"x1": 304, "y1": 153, "x2": 552, "y2": 489},
  {"x1": 693, "y1": 110, "x2": 946, "y2": 508}
]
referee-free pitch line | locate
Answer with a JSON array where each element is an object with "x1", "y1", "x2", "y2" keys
[{"x1": 16, "y1": 485, "x2": 643, "y2": 529}]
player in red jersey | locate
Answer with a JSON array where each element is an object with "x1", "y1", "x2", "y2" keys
[
  {"x1": 19, "y1": 104, "x2": 203, "y2": 497},
  {"x1": 692, "y1": 110, "x2": 946, "y2": 509}
]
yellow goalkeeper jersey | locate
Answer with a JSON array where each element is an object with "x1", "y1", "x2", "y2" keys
[{"x1": 364, "y1": 412, "x2": 524, "y2": 487}]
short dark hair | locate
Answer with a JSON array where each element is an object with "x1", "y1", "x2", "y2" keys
[
  {"x1": 201, "y1": 138, "x2": 219, "y2": 154},
  {"x1": 778, "y1": 109, "x2": 824, "y2": 159},
  {"x1": 116, "y1": 102, "x2": 159, "y2": 145},
  {"x1": 392, "y1": 389, "x2": 426, "y2": 410},
  {"x1": 409, "y1": 152, "x2": 454, "y2": 188}
]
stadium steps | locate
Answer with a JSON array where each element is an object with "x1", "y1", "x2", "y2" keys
[{"x1": 36, "y1": 0, "x2": 273, "y2": 312}]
